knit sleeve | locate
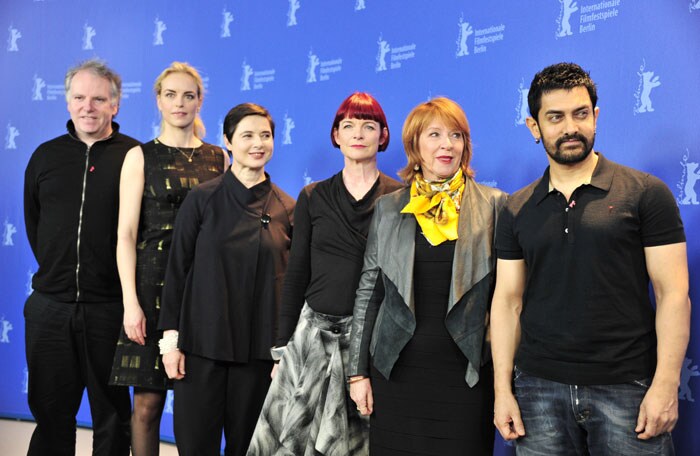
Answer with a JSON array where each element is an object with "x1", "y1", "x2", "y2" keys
[{"x1": 275, "y1": 185, "x2": 313, "y2": 346}]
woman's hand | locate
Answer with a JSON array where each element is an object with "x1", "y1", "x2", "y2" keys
[
  {"x1": 163, "y1": 350, "x2": 186, "y2": 380},
  {"x1": 270, "y1": 362, "x2": 280, "y2": 379},
  {"x1": 123, "y1": 298, "x2": 146, "y2": 345},
  {"x1": 162, "y1": 330, "x2": 186, "y2": 380},
  {"x1": 350, "y1": 377, "x2": 374, "y2": 416}
]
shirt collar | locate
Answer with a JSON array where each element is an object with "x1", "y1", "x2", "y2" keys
[
  {"x1": 66, "y1": 120, "x2": 120, "y2": 143},
  {"x1": 534, "y1": 152, "x2": 613, "y2": 205}
]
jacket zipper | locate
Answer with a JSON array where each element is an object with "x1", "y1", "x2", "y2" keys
[{"x1": 75, "y1": 144, "x2": 92, "y2": 301}]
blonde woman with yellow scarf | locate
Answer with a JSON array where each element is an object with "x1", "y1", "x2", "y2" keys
[{"x1": 347, "y1": 97, "x2": 507, "y2": 455}]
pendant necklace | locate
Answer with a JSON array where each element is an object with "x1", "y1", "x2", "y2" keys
[
  {"x1": 155, "y1": 138, "x2": 197, "y2": 162},
  {"x1": 173, "y1": 145, "x2": 196, "y2": 162}
]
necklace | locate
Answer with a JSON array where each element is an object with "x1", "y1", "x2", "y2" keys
[
  {"x1": 155, "y1": 138, "x2": 197, "y2": 162},
  {"x1": 172, "y1": 145, "x2": 196, "y2": 162}
]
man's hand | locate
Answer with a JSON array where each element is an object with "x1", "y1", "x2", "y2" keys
[
  {"x1": 635, "y1": 381, "x2": 678, "y2": 439},
  {"x1": 494, "y1": 391, "x2": 526, "y2": 441}
]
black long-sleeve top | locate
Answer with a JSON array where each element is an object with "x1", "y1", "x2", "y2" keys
[
  {"x1": 276, "y1": 172, "x2": 403, "y2": 346},
  {"x1": 23, "y1": 121, "x2": 139, "y2": 302},
  {"x1": 158, "y1": 169, "x2": 295, "y2": 362}
]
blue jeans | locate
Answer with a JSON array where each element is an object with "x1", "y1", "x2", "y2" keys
[{"x1": 513, "y1": 367, "x2": 674, "y2": 456}]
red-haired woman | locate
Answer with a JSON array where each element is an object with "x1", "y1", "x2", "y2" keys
[
  {"x1": 348, "y1": 97, "x2": 506, "y2": 455},
  {"x1": 247, "y1": 93, "x2": 403, "y2": 455}
]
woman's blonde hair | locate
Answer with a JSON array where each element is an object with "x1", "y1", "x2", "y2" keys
[
  {"x1": 398, "y1": 97, "x2": 474, "y2": 183},
  {"x1": 154, "y1": 61, "x2": 206, "y2": 138}
]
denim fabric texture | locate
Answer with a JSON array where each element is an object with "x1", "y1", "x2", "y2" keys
[{"x1": 513, "y1": 367, "x2": 674, "y2": 456}]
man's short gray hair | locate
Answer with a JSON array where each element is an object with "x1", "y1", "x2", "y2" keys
[{"x1": 64, "y1": 59, "x2": 122, "y2": 107}]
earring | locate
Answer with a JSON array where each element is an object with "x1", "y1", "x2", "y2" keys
[
  {"x1": 535, "y1": 137, "x2": 541, "y2": 144},
  {"x1": 413, "y1": 163, "x2": 420, "y2": 171}
]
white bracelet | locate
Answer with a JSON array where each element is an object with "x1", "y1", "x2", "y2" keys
[{"x1": 158, "y1": 331, "x2": 179, "y2": 355}]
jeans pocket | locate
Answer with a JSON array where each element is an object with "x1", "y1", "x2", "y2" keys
[{"x1": 513, "y1": 365, "x2": 524, "y2": 382}]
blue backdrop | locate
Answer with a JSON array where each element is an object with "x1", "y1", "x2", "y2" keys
[{"x1": 1, "y1": 0, "x2": 698, "y2": 454}]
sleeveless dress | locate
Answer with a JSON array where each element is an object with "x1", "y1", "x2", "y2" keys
[
  {"x1": 110, "y1": 139, "x2": 225, "y2": 389},
  {"x1": 368, "y1": 229, "x2": 495, "y2": 455}
]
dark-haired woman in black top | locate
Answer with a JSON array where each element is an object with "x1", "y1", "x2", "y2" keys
[
  {"x1": 247, "y1": 93, "x2": 402, "y2": 455},
  {"x1": 158, "y1": 103, "x2": 294, "y2": 456}
]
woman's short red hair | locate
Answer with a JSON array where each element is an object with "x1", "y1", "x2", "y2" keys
[{"x1": 330, "y1": 92, "x2": 390, "y2": 151}]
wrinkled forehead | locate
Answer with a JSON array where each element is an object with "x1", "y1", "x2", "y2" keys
[
  {"x1": 539, "y1": 86, "x2": 593, "y2": 110},
  {"x1": 69, "y1": 71, "x2": 113, "y2": 95}
]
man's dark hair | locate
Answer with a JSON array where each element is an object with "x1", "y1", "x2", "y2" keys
[{"x1": 527, "y1": 62, "x2": 598, "y2": 122}]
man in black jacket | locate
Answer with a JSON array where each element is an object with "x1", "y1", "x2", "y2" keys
[{"x1": 23, "y1": 59, "x2": 138, "y2": 456}]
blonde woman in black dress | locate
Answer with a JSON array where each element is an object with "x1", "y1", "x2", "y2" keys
[{"x1": 109, "y1": 62, "x2": 227, "y2": 455}]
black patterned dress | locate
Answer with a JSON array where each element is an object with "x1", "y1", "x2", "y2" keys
[{"x1": 110, "y1": 139, "x2": 225, "y2": 390}]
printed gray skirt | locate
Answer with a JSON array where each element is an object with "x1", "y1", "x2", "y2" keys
[{"x1": 247, "y1": 304, "x2": 369, "y2": 456}]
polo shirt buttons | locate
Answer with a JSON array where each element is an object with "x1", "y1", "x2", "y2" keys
[{"x1": 565, "y1": 228, "x2": 569, "y2": 234}]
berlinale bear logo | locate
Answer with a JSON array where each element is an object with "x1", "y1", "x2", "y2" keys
[
  {"x1": 153, "y1": 17, "x2": 167, "y2": 46},
  {"x1": 0, "y1": 316, "x2": 12, "y2": 343},
  {"x1": 82, "y1": 23, "x2": 96, "y2": 50},
  {"x1": 678, "y1": 150, "x2": 700, "y2": 206},
  {"x1": 221, "y1": 8, "x2": 234, "y2": 38}
]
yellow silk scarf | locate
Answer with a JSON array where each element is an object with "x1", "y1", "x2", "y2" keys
[{"x1": 401, "y1": 169, "x2": 464, "y2": 246}]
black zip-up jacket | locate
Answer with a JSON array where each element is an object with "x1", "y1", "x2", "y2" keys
[{"x1": 24, "y1": 121, "x2": 139, "y2": 302}]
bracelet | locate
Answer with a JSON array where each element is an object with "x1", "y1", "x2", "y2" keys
[
  {"x1": 158, "y1": 331, "x2": 179, "y2": 355},
  {"x1": 347, "y1": 376, "x2": 367, "y2": 384}
]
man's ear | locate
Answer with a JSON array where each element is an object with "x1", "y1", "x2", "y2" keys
[{"x1": 525, "y1": 117, "x2": 540, "y2": 142}]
